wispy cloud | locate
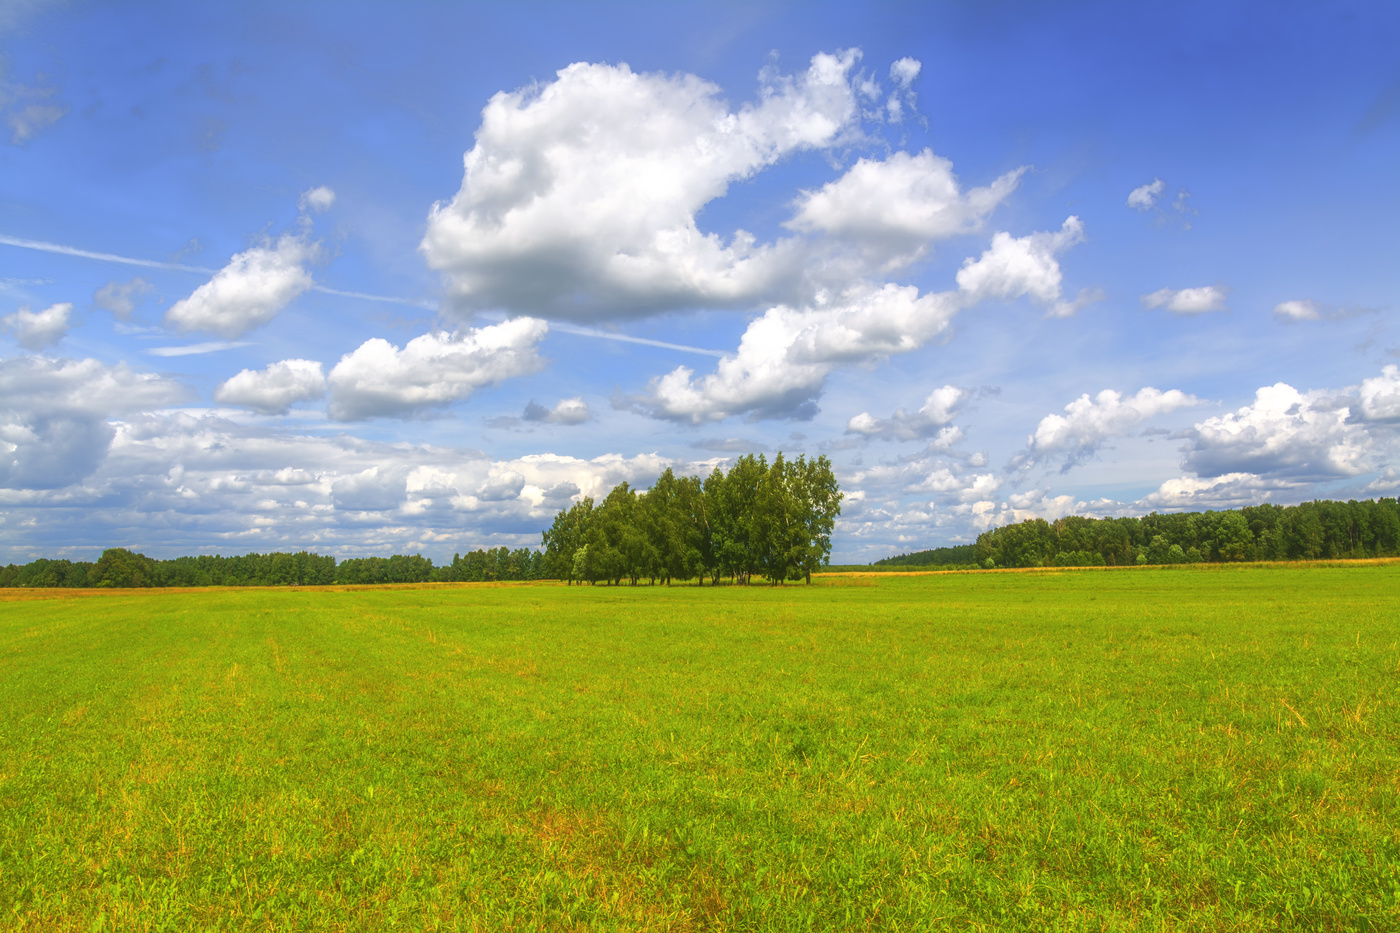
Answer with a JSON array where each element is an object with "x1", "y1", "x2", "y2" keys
[
  {"x1": 147, "y1": 341, "x2": 254, "y2": 357},
  {"x1": 551, "y1": 322, "x2": 725, "y2": 358},
  {"x1": 0, "y1": 233, "x2": 436, "y2": 312},
  {"x1": 0, "y1": 233, "x2": 218, "y2": 274}
]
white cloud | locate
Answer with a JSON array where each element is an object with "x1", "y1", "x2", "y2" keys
[
  {"x1": 214, "y1": 359, "x2": 327, "y2": 415},
  {"x1": 3, "y1": 78, "x2": 67, "y2": 144},
  {"x1": 1026, "y1": 386, "x2": 1199, "y2": 468},
  {"x1": 1126, "y1": 178, "x2": 1165, "y2": 210},
  {"x1": 332, "y1": 466, "x2": 406, "y2": 512},
  {"x1": 971, "y1": 490, "x2": 1086, "y2": 529},
  {"x1": 147, "y1": 341, "x2": 254, "y2": 357},
  {"x1": 420, "y1": 51, "x2": 863, "y2": 320},
  {"x1": 847, "y1": 385, "x2": 969, "y2": 441},
  {"x1": 1043, "y1": 285, "x2": 1106, "y2": 320},
  {"x1": 1359, "y1": 365, "x2": 1400, "y2": 422},
  {"x1": 298, "y1": 185, "x2": 336, "y2": 213},
  {"x1": 642, "y1": 283, "x2": 961, "y2": 423},
  {"x1": 1, "y1": 302, "x2": 71, "y2": 349},
  {"x1": 955, "y1": 216, "x2": 1085, "y2": 306},
  {"x1": 1129, "y1": 369, "x2": 1400, "y2": 515},
  {"x1": 1, "y1": 400, "x2": 705, "y2": 556},
  {"x1": 884, "y1": 57, "x2": 921, "y2": 123},
  {"x1": 165, "y1": 234, "x2": 316, "y2": 338},
  {"x1": 787, "y1": 150, "x2": 1025, "y2": 263},
  {"x1": 1141, "y1": 285, "x2": 1228, "y2": 315},
  {"x1": 327, "y1": 317, "x2": 548, "y2": 421},
  {"x1": 640, "y1": 218, "x2": 1084, "y2": 423},
  {"x1": 0, "y1": 355, "x2": 187, "y2": 490},
  {"x1": 523, "y1": 397, "x2": 591, "y2": 425},
  {"x1": 1138, "y1": 472, "x2": 1293, "y2": 511},
  {"x1": 1272, "y1": 299, "x2": 1374, "y2": 323},
  {"x1": 1274, "y1": 299, "x2": 1321, "y2": 321},
  {"x1": 1184, "y1": 382, "x2": 1368, "y2": 479},
  {"x1": 890, "y1": 57, "x2": 921, "y2": 88},
  {"x1": 94, "y1": 278, "x2": 153, "y2": 318}
]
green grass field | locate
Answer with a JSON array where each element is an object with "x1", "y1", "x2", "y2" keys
[{"x1": 2, "y1": 564, "x2": 1397, "y2": 931}]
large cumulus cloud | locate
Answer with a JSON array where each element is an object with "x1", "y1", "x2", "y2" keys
[{"x1": 421, "y1": 52, "x2": 865, "y2": 320}]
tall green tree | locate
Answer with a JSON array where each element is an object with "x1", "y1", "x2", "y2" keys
[{"x1": 542, "y1": 497, "x2": 593, "y2": 584}]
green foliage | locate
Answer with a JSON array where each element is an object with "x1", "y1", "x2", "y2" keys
[
  {"x1": 542, "y1": 497, "x2": 594, "y2": 584},
  {"x1": 2, "y1": 566, "x2": 1397, "y2": 929},
  {"x1": 160, "y1": 551, "x2": 337, "y2": 586},
  {"x1": 541, "y1": 451, "x2": 843, "y2": 585},
  {"x1": 435, "y1": 546, "x2": 545, "y2": 583},
  {"x1": 0, "y1": 546, "x2": 548, "y2": 589},
  {"x1": 974, "y1": 497, "x2": 1400, "y2": 568},
  {"x1": 91, "y1": 547, "x2": 160, "y2": 587},
  {"x1": 335, "y1": 553, "x2": 436, "y2": 585},
  {"x1": 874, "y1": 544, "x2": 976, "y2": 567}
]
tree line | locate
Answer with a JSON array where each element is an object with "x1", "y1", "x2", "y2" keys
[
  {"x1": 541, "y1": 453, "x2": 843, "y2": 585},
  {"x1": 0, "y1": 545, "x2": 549, "y2": 589},
  {"x1": 10, "y1": 491, "x2": 1390, "y2": 589},
  {"x1": 873, "y1": 544, "x2": 977, "y2": 568},
  {"x1": 973, "y1": 498, "x2": 1400, "y2": 568}
]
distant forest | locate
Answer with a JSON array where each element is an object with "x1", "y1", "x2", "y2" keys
[
  {"x1": 4, "y1": 495, "x2": 1396, "y2": 588},
  {"x1": 972, "y1": 498, "x2": 1400, "y2": 568},
  {"x1": 873, "y1": 545, "x2": 977, "y2": 568},
  {"x1": 0, "y1": 546, "x2": 547, "y2": 589}
]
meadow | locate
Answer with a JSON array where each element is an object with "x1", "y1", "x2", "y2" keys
[{"x1": 1, "y1": 563, "x2": 1397, "y2": 931}]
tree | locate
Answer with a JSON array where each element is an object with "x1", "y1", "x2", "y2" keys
[
  {"x1": 92, "y1": 548, "x2": 161, "y2": 588},
  {"x1": 542, "y1": 498, "x2": 593, "y2": 584}
]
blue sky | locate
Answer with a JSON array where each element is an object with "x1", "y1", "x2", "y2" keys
[{"x1": 1, "y1": 0, "x2": 1397, "y2": 563}]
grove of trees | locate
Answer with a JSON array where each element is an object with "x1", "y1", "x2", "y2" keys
[{"x1": 541, "y1": 453, "x2": 843, "y2": 586}]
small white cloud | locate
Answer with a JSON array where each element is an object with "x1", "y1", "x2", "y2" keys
[
  {"x1": 214, "y1": 359, "x2": 327, "y2": 415},
  {"x1": 327, "y1": 317, "x2": 548, "y2": 420},
  {"x1": 3, "y1": 79, "x2": 68, "y2": 145},
  {"x1": 1272, "y1": 299, "x2": 1374, "y2": 323},
  {"x1": 1274, "y1": 299, "x2": 1322, "y2": 321},
  {"x1": 1127, "y1": 178, "x2": 1165, "y2": 210},
  {"x1": 1047, "y1": 285, "x2": 1107, "y2": 319},
  {"x1": 1025, "y1": 386, "x2": 1199, "y2": 469},
  {"x1": 889, "y1": 57, "x2": 921, "y2": 88},
  {"x1": 298, "y1": 186, "x2": 336, "y2": 213},
  {"x1": 788, "y1": 150, "x2": 1024, "y2": 261},
  {"x1": 523, "y1": 396, "x2": 590, "y2": 425},
  {"x1": 883, "y1": 58, "x2": 921, "y2": 124},
  {"x1": 94, "y1": 278, "x2": 154, "y2": 318},
  {"x1": 165, "y1": 234, "x2": 316, "y2": 338},
  {"x1": 1, "y1": 302, "x2": 71, "y2": 349},
  {"x1": 1138, "y1": 472, "x2": 1290, "y2": 511},
  {"x1": 147, "y1": 341, "x2": 254, "y2": 357},
  {"x1": 846, "y1": 385, "x2": 968, "y2": 441},
  {"x1": 955, "y1": 216, "x2": 1085, "y2": 305},
  {"x1": 1141, "y1": 285, "x2": 1228, "y2": 315}
]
